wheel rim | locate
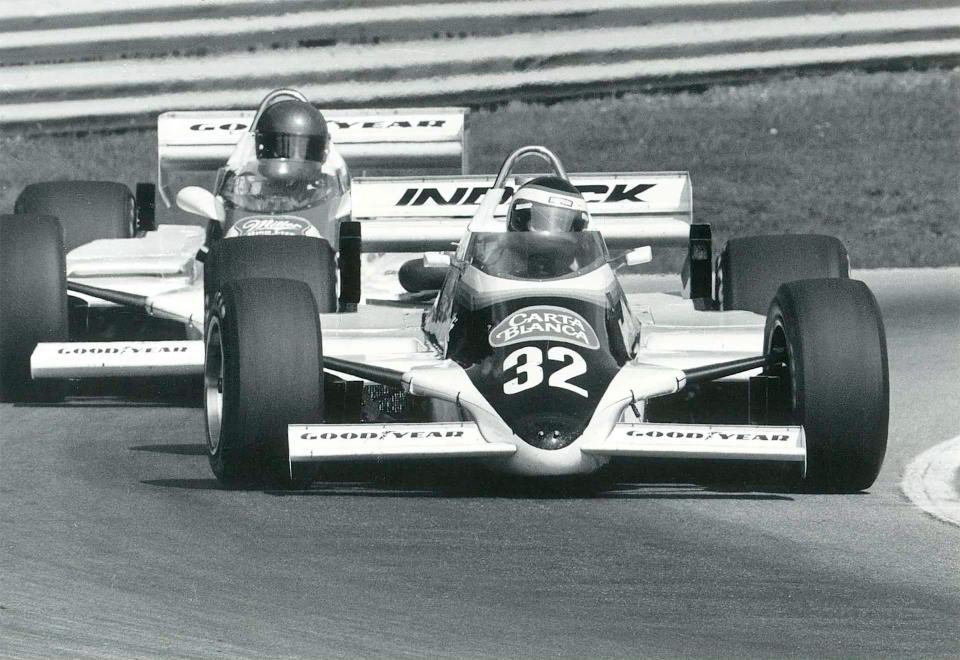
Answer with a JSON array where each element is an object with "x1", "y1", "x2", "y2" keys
[
  {"x1": 204, "y1": 317, "x2": 225, "y2": 454},
  {"x1": 714, "y1": 257, "x2": 723, "y2": 308},
  {"x1": 768, "y1": 321, "x2": 798, "y2": 422},
  {"x1": 126, "y1": 195, "x2": 137, "y2": 236}
]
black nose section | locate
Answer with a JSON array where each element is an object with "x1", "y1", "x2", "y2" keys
[
  {"x1": 510, "y1": 412, "x2": 584, "y2": 450},
  {"x1": 449, "y1": 295, "x2": 631, "y2": 451}
]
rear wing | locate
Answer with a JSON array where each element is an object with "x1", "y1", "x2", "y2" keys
[
  {"x1": 352, "y1": 173, "x2": 693, "y2": 252},
  {"x1": 157, "y1": 107, "x2": 469, "y2": 205}
]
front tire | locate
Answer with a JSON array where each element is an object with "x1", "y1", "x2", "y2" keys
[
  {"x1": 764, "y1": 279, "x2": 888, "y2": 492},
  {"x1": 205, "y1": 278, "x2": 324, "y2": 488},
  {"x1": 0, "y1": 215, "x2": 68, "y2": 402},
  {"x1": 205, "y1": 236, "x2": 337, "y2": 314}
]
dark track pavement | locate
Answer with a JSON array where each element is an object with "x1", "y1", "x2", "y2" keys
[{"x1": 1, "y1": 269, "x2": 958, "y2": 659}]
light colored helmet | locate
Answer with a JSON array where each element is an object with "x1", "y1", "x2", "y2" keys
[{"x1": 506, "y1": 176, "x2": 589, "y2": 233}]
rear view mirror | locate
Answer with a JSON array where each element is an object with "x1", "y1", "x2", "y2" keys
[
  {"x1": 625, "y1": 246, "x2": 653, "y2": 266},
  {"x1": 611, "y1": 246, "x2": 653, "y2": 269},
  {"x1": 423, "y1": 252, "x2": 452, "y2": 268},
  {"x1": 176, "y1": 186, "x2": 223, "y2": 222}
]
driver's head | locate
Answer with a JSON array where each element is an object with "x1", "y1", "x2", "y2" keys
[
  {"x1": 507, "y1": 176, "x2": 588, "y2": 233},
  {"x1": 254, "y1": 99, "x2": 329, "y2": 181}
]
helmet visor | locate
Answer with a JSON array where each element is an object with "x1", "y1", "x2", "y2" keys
[
  {"x1": 509, "y1": 200, "x2": 587, "y2": 233},
  {"x1": 256, "y1": 132, "x2": 326, "y2": 162}
]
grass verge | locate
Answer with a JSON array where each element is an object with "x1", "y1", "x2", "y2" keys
[{"x1": 0, "y1": 69, "x2": 956, "y2": 269}]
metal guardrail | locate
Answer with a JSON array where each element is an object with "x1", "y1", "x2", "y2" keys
[{"x1": 0, "y1": 0, "x2": 958, "y2": 128}]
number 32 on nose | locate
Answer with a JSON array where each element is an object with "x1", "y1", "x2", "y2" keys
[{"x1": 502, "y1": 346, "x2": 588, "y2": 397}]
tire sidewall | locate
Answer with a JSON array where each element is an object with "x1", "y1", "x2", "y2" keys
[
  {"x1": 204, "y1": 278, "x2": 323, "y2": 488},
  {"x1": 0, "y1": 215, "x2": 68, "y2": 402},
  {"x1": 764, "y1": 279, "x2": 888, "y2": 491},
  {"x1": 204, "y1": 290, "x2": 236, "y2": 482},
  {"x1": 15, "y1": 182, "x2": 136, "y2": 253}
]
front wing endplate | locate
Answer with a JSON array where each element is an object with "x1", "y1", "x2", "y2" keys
[{"x1": 581, "y1": 423, "x2": 805, "y2": 467}]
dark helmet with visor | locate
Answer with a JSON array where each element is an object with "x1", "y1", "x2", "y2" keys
[
  {"x1": 507, "y1": 176, "x2": 589, "y2": 233},
  {"x1": 254, "y1": 99, "x2": 329, "y2": 181}
]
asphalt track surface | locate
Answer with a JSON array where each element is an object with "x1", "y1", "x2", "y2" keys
[{"x1": 2, "y1": 269, "x2": 958, "y2": 659}]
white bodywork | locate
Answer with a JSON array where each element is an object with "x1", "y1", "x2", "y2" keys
[
  {"x1": 157, "y1": 107, "x2": 470, "y2": 205},
  {"x1": 30, "y1": 129, "x2": 804, "y2": 479},
  {"x1": 289, "y1": 422, "x2": 516, "y2": 461}
]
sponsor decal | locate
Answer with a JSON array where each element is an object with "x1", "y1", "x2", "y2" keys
[
  {"x1": 300, "y1": 429, "x2": 466, "y2": 441},
  {"x1": 329, "y1": 119, "x2": 448, "y2": 130},
  {"x1": 489, "y1": 305, "x2": 600, "y2": 350},
  {"x1": 57, "y1": 345, "x2": 189, "y2": 355},
  {"x1": 189, "y1": 122, "x2": 247, "y2": 132},
  {"x1": 502, "y1": 345, "x2": 589, "y2": 397},
  {"x1": 576, "y1": 183, "x2": 655, "y2": 204},
  {"x1": 225, "y1": 216, "x2": 320, "y2": 238},
  {"x1": 188, "y1": 119, "x2": 447, "y2": 132},
  {"x1": 394, "y1": 182, "x2": 656, "y2": 207},
  {"x1": 396, "y1": 186, "x2": 511, "y2": 207},
  {"x1": 625, "y1": 428, "x2": 791, "y2": 442}
]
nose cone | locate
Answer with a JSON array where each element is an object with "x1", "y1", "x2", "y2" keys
[
  {"x1": 452, "y1": 300, "x2": 628, "y2": 451},
  {"x1": 510, "y1": 412, "x2": 583, "y2": 450}
]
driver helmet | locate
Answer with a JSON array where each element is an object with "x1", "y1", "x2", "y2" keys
[
  {"x1": 254, "y1": 99, "x2": 329, "y2": 181},
  {"x1": 506, "y1": 176, "x2": 589, "y2": 233}
]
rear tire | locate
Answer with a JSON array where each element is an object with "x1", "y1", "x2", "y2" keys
[
  {"x1": 15, "y1": 181, "x2": 136, "y2": 253},
  {"x1": 764, "y1": 279, "x2": 888, "y2": 492},
  {"x1": 0, "y1": 215, "x2": 68, "y2": 402},
  {"x1": 719, "y1": 234, "x2": 848, "y2": 314},
  {"x1": 205, "y1": 278, "x2": 323, "y2": 488},
  {"x1": 205, "y1": 236, "x2": 337, "y2": 314}
]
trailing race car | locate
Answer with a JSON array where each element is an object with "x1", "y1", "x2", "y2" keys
[
  {"x1": 1, "y1": 87, "x2": 468, "y2": 394},
  {"x1": 0, "y1": 94, "x2": 887, "y2": 493}
]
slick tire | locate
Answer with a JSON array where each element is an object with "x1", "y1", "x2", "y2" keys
[
  {"x1": 205, "y1": 236, "x2": 337, "y2": 314},
  {"x1": 15, "y1": 181, "x2": 136, "y2": 253},
  {"x1": 0, "y1": 215, "x2": 68, "y2": 402},
  {"x1": 718, "y1": 234, "x2": 848, "y2": 314},
  {"x1": 764, "y1": 279, "x2": 888, "y2": 492},
  {"x1": 205, "y1": 278, "x2": 323, "y2": 488}
]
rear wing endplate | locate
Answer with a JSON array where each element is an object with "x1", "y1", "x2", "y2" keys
[
  {"x1": 352, "y1": 173, "x2": 693, "y2": 252},
  {"x1": 157, "y1": 107, "x2": 469, "y2": 205}
]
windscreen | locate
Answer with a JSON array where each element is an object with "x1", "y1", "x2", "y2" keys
[
  {"x1": 467, "y1": 231, "x2": 608, "y2": 281},
  {"x1": 217, "y1": 161, "x2": 337, "y2": 214}
]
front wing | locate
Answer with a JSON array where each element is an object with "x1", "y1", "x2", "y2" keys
[
  {"x1": 289, "y1": 421, "x2": 806, "y2": 475},
  {"x1": 289, "y1": 422, "x2": 516, "y2": 461},
  {"x1": 580, "y1": 423, "x2": 805, "y2": 463}
]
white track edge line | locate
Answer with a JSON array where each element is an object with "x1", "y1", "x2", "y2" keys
[{"x1": 901, "y1": 434, "x2": 960, "y2": 528}]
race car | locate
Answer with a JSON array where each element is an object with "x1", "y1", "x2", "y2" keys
[
  {"x1": 0, "y1": 95, "x2": 888, "y2": 492},
  {"x1": 1, "y1": 86, "x2": 469, "y2": 390}
]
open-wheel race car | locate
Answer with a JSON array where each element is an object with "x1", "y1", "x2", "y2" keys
[{"x1": 0, "y1": 90, "x2": 888, "y2": 493}]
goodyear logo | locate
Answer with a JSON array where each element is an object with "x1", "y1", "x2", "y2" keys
[
  {"x1": 189, "y1": 119, "x2": 448, "y2": 132},
  {"x1": 57, "y1": 345, "x2": 189, "y2": 354},
  {"x1": 625, "y1": 429, "x2": 791, "y2": 442},
  {"x1": 300, "y1": 429, "x2": 466, "y2": 441},
  {"x1": 489, "y1": 305, "x2": 600, "y2": 350},
  {"x1": 328, "y1": 119, "x2": 448, "y2": 130}
]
